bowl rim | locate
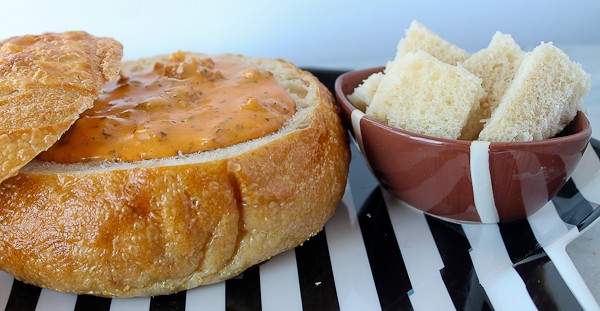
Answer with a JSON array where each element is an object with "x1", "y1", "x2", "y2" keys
[{"x1": 334, "y1": 66, "x2": 592, "y2": 148}]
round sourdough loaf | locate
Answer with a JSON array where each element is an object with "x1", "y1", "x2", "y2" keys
[{"x1": 0, "y1": 52, "x2": 350, "y2": 297}]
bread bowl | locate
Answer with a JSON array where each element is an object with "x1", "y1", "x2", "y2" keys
[{"x1": 0, "y1": 35, "x2": 350, "y2": 297}]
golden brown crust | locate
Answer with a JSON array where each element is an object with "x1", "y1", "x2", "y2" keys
[
  {"x1": 0, "y1": 55, "x2": 350, "y2": 297},
  {"x1": 0, "y1": 31, "x2": 123, "y2": 182}
]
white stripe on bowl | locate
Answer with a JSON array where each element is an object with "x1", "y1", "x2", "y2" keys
[
  {"x1": 470, "y1": 141, "x2": 500, "y2": 223},
  {"x1": 462, "y1": 223, "x2": 538, "y2": 311},
  {"x1": 351, "y1": 109, "x2": 367, "y2": 154}
]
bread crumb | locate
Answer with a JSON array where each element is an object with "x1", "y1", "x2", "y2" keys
[{"x1": 367, "y1": 51, "x2": 484, "y2": 140}]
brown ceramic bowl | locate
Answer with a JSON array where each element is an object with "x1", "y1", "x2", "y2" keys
[{"x1": 335, "y1": 67, "x2": 592, "y2": 223}]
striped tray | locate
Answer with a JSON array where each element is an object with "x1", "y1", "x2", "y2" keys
[{"x1": 1, "y1": 70, "x2": 599, "y2": 311}]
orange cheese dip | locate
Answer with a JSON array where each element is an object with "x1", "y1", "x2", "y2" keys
[{"x1": 37, "y1": 52, "x2": 296, "y2": 163}]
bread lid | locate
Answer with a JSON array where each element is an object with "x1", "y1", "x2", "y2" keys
[{"x1": 0, "y1": 31, "x2": 123, "y2": 182}]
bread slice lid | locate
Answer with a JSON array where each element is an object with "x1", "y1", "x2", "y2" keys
[{"x1": 0, "y1": 31, "x2": 123, "y2": 183}]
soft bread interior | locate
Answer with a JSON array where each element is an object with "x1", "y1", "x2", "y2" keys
[
  {"x1": 349, "y1": 20, "x2": 469, "y2": 113},
  {"x1": 22, "y1": 53, "x2": 321, "y2": 174},
  {"x1": 478, "y1": 42, "x2": 591, "y2": 142},
  {"x1": 347, "y1": 72, "x2": 383, "y2": 111},
  {"x1": 459, "y1": 32, "x2": 524, "y2": 140},
  {"x1": 395, "y1": 20, "x2": 469, "y2": 65},
  {"x1": 366, "y1": 51, "x2": 484, "y2": 140}
]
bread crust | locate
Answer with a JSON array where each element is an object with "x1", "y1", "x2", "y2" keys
[
  {"x1": 0, "y1": 31, "x2": 123, "y2": 182},
  {"x1": 0, "y1": 53, "x2": 350, "y2": 297}
]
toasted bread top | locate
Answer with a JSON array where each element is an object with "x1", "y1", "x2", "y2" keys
[{"x1": 0, "y1": 31, "x2": 123, "y2": 182}]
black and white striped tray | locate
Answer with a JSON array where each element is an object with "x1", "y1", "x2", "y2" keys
[{"x1": 1, "y1": 70, "x2": 599, "y2": 311}]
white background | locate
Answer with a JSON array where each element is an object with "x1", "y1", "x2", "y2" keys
[{"x1": 1, "y1": 0, "x2": 599, "y2": 69}]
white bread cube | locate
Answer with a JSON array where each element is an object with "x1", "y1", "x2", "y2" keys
[
  {"x1": 347, "y1": 72, "x2": 384, "y2": 111},
  {"x1": 366, "y1": 51, "x2": 484, "y2": 139},
  {"x1": 460, "y1": 32, "x2": 524, "y2": 139},
  {"x1": 349, "y1": 21, "x2": 470, "y2": 110},
  {"x1": 478, "y1": 42, "x2": 591, "y2": 142},
  {"x1": 396, "y1": 20, "x2": 470, "y2": 65}
]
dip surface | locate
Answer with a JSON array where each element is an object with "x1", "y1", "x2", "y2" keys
[{"x1": 38, "y1": 52, "x2": 296, "y2": 163}]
